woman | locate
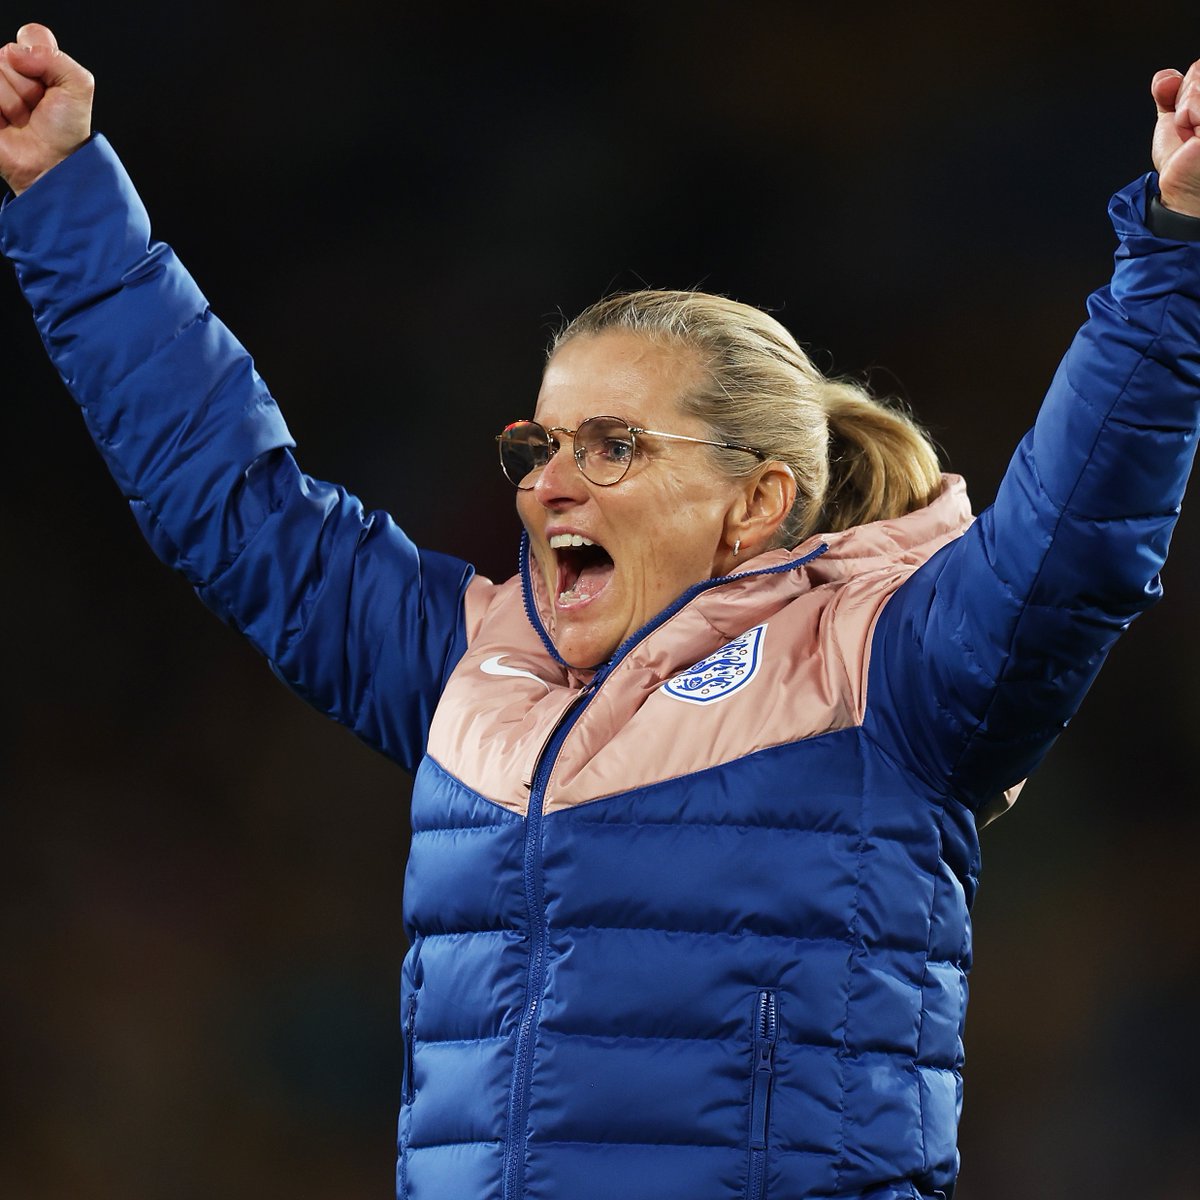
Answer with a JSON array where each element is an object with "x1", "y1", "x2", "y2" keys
[{"x1": 3, "y1": 22, "x2": 1199, "y2": 1200}]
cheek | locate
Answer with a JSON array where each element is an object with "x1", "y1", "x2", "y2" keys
[
  {"x1": 628, "y1": 517, "x2": 708, "y2": 599},
  {"x1": 656, "y1": 468, "x2": 696, "y2": 503},
  {"x1": 637, "y1": 477, "x2": 730, "y2": 562}
]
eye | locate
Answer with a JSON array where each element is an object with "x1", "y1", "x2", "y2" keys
[
  {"x1": 595, "y1": 437, "x2": 634, "y2": 466},
  {"x1": 574, "y1": 417, "x2": 638, "y2": 483}
]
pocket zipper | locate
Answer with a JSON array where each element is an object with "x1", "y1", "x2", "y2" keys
[
  {"x1": 747, "y1": 989, "x2": 778, "y2": 1199},
  {"x1": 402, "y1": 993, "x2": 418, "y2": 1106}
]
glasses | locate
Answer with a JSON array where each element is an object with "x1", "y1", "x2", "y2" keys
[{"x1": 496, "y1": 415, "x2": 766, "y2": 489}]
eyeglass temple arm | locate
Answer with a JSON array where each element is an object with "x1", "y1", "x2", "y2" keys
[{"x1": 631, "y1": 427, "x2": 766, "y2": 461}]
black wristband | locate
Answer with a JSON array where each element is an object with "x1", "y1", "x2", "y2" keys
[{"x1": 1148, "y1": 194, "x2": 1200, "y2": 241}]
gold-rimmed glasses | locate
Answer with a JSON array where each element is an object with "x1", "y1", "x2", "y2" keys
[{"x1": 496, "y1": 415, "x2": 765, "y2": 489}]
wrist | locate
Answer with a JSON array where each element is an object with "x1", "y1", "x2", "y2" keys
[
  {"x1": 4, "y1": 165, "x2": 54, "y2": 196},
  {"x1": 1148, "y1": 192, "x2": 1200, "y2": 240}
]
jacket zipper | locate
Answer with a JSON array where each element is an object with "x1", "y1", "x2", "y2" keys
[
  {"x1": 501, "y1": 677, "x2": 598, "y2": 1200},
  {"x1": 747, "y1": 989, "x2": 778, "y2": 1200},
  {"x1": 502, "y1": 540, "x2": 826, "y2": 1200}
]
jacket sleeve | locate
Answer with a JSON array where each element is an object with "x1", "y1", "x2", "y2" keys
[
  {"x1": 0, "y1": 136, "x2": 474, "y2": 773},
  {"x1": 863, "y1": 173, "x2": 1200, "y2": 817}
]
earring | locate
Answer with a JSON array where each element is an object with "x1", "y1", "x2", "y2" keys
[{"x1": 733, "y1": 539, "x2": 741, "y2": 558}]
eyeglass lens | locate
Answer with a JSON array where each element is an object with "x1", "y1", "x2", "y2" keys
[{"x1": 499, "y1": 417, "x2": 636, "y2": 488}]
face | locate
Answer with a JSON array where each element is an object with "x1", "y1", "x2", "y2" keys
[{"x1": 517, "y1": 331, "x2": 745, "y2": 669}]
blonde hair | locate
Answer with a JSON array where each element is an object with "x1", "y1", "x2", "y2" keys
[{"x1": 552, "y1": 290, "x2": 942, "y2": 546}]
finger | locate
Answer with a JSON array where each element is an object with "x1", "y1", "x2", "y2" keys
[
  {"x1": 0, "y1": 76, "x2": 44, "y2": 127},
  {"x1": 1, "y1": 41, "x2": 93, "y2": 103},
  {"x1": 1174, "y1": 71, "x2": 1200, "y2": 136},
  {"x1": 5, "y1": 25, "x2": 88, "y2": 95},
  {"x1": 0, "y1": 38, "x2": 57, "y2": 82},
  {"x1": 0, "y1": 68, "x2": 33, "y2": 126},
  {"x1": 15, "y1": 23, "x2": 59, "y2": 54},
  {"x1": 1152, "y1": 68, "x2": 1184, "y2": 114},
  {"x1": 0, "y1": 51, "x2": 47, "y2": 107}
]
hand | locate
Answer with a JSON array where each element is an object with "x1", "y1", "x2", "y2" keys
[
  {"x1": 1152, "y1": 60, "x2": 1200, "y2": 217},
  {"x1": 0, "y1": 23, "x2": 93, "y2": 195}
]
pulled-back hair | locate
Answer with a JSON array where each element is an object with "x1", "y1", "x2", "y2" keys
[{"x1": 551, "y1": 290, "x2": 942, "y2": 547}]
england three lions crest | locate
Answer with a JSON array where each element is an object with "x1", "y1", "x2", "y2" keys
[{"x1": 661, "y1": 624, "x2": 767, "y2": 705}]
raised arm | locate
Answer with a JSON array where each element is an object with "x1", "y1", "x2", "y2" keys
[
  {"x1": 863, "y1": 60, "x2": 1200, "y2": 821},
  {"x1": 0, "y1": 26, "x2": 476, "y2": 771}
]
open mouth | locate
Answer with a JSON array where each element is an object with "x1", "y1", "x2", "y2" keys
[{"x1": 550, "y1": 534, "x2": 615, "y2": 607}]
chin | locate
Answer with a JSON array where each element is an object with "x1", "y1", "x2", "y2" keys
[
  {"x1": 556, "y1": 642, "x2": 610, "y2": 671},
  {"x1": 553, "y1": 626, "x2": 619, "y2": 671}
]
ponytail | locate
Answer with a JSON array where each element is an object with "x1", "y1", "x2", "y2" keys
[{"x1": 812, "y1": 380, "x2": 943, "y2": 537}]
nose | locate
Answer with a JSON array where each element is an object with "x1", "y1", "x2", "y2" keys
[{"x1": 532, "y1": 434, "x2": 588, "y2": 507}]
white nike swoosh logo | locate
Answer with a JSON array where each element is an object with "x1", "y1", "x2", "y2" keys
[{"x1": 479, "y1": 655, "x2": 550, "y2": 691}]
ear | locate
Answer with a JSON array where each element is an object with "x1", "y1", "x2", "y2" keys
[{"x1": 717, "y1": 462, "x2": 798, "y2": 572}]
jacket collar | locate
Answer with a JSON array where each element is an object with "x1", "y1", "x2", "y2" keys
[{"x1": 520, "y1": 474, "x2": 973, "y2": 682}]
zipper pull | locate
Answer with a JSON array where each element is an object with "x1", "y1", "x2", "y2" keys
[
  {"x1": 578, "y1": 668, "x2": 605, "y2": 698},
  {"x1": 749, "y1": 990, "x2": 777, "y2": 1150}
]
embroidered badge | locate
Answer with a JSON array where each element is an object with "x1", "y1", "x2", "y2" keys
[{"x1": 661, "y1": 624, "x2": 767, "y2": 705}]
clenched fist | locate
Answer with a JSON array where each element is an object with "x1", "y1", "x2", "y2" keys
[
  {"x1": 1152, "y1": 60, "x2": 1200, "y2": 217},
  {"x1": 0, "y1": 23, "x2": 93, "y2": 195}
]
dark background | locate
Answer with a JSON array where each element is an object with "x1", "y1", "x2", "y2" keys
[{"x1": 2, "y1": 3, "x2": 1198, "y2": 1197}]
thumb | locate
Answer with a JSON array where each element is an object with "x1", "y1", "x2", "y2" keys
[
  {"x1": 7, "y1": 23, "x2": 92, "y2": 95},
  {"x1": 16, "y1": 22, "x2": 60, "y2": 53},
  {"x1": 1152, "y1": 68, "x2": 1184, "y2": 116}
]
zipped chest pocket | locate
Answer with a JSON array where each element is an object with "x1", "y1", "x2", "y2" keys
[{"x1": 746, "y1": 989, "x2": 778, "y2": 1200}]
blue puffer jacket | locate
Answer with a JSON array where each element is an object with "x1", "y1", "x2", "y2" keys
[{"x1": 4, "y1": 137, "x2": 1199, "y2": 1200}]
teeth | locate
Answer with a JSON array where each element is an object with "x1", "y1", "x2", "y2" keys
[{"x1": 549, "y1": 534, "x2": 596, "y2": 549}]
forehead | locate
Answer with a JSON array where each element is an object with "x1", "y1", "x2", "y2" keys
[{"x1": 535, "y1": 331, "x2": 703, "y2": 429}]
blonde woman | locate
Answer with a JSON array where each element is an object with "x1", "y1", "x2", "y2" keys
[{"x1": 3, "y1": 23, "x2": 1198, "y2": 1200}]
